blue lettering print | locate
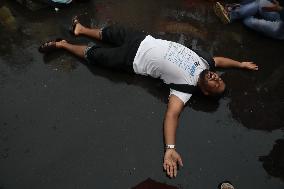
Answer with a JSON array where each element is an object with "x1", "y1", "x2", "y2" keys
[
  {"x1": 189, "y1": 65, "x2": 196, "y2": 76},
  {"x1": 164, "y1": 42, "x2": 200, "y2": 76}
]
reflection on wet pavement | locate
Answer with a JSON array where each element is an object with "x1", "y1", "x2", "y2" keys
[
  {"x1": 226, "y1": 68, "x2": 284, "y2": 130},
  {"x1": 0, "y1": 0, "x2": 283, "y2": 188},
  {"x1": 259, "y1": 139, "x2": 284, "y2": 181}
]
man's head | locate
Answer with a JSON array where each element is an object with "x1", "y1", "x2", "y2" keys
[{"x1": 198, "y1": 69, "x2": 226, "y2": 96}]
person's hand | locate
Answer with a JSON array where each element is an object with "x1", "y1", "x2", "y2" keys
[
  {"x1": 163, "y1": 149, "x2": 183, "y2": 178},
  {"x1": 241, "y1": 62, "x2": 259, "y2": 71},
  {"x1": 262, "y1": 0, "x2": 282, "y2": 12}
]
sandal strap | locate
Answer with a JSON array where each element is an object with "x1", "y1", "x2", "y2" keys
[
  {"x1": 72, "y1": 16, "x2": 79, "y2": 25},
  {"x1": 38, "y1": 39, "x2": 62, "y2": 53},
  {"x1": 70, "y1": 16, "x2": 79, "y2": 35}
]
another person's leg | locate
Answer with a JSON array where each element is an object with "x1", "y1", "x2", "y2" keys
[
  {"x1": 258, "y1": 0, "x2": 281, "y2": 21},
  {"x1": 214, "y1": 0, "x2": 259, "y2": 23},
  {"x1": 243, "y1": 17, "x2": 284, "y2": 39},
  {"x1": 229, "y1": 0, "x2": 259, "y2": 21}
]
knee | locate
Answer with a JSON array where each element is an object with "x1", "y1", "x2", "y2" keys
[{"x1": 243, "y1": 17, "x2": 256, "y2": 28}]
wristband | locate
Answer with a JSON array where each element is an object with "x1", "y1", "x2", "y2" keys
[{"x1": 165, "y1": 144, "x2": 176, "y2": 149}]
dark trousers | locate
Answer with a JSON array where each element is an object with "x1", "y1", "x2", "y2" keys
[{"x1": 85, "y1": 25, "x2": 146, "y2": 73}]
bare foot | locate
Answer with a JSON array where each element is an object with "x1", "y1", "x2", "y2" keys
[
  {"x1": 39, "y1": 39, "x2": 65, "y2": 53},
  {"x1": 73, "y1": 22, "x2": 85, "y2": 36},
  {"x1": 56, "y1": 40, "x2": 68, "y2": 48},
  {"x1": 71, "y1": 16, "x2": 85, "y2": 36}
]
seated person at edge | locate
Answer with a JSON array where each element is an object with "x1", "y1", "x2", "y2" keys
[
  {"x1": 38, "y1": 17, "x2": 258, "y2": 178},
  {"x1": 214, "y1": 0, "x2": 284, "y2": 40},
  {"x1": 40, "y1": 0, "x2": 89, "y2": 7}
]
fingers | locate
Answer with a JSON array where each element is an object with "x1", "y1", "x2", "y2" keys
[
  {"x1": 164, "y1": 161, "x2": 179, "y2": 178},
  {"x1": 177, "y1": 156, "x2": 183, "y2": 167},
  {"x1": 243, "y1": 62, "x2": 259, "y2": 71},
  {"x1": 253, "y1": 65, "x2": 258, "y2": 70},
  {"x1": 166, "y1": 163, "x2": 173, "y2": 178},
  {"x1": 169, "y1": 163, "x2": 174, "y2": 178},
  {"x1": 163, "y1": 162, "x2": 167, "y2": 171},
  {"x1": 249, "y1": 63, "x2": 258, "y2": 71},
  {"x1": 248, "y1": 63, "x2": 258, "y2": 70},
  {"x1": 163, "y1": 151, "x2": 183, "y2": 178},
  {"x1": 173, "y1": 162, "x2": 178, "y2": 177},
  {"x1": 167, "y1": 164, "x2": 171, "y2": 177},
  {"x1": 163, "y1": 161, "x2": 174, "y2": 178},
  {"x1": 163, "y1": 160, "x2": 171, "y2": 176},
  {"x1": 165, "y1": 161, "x2": 173, "y2": 178}
]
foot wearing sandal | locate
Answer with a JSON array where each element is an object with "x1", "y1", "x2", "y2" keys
[
  {"x1": 225, "y1": 3, "x2": 240, "y2": 12},
  {"x1": 214, "y1": 2, "x2": 231, "y2": 24},
  {"x1": 70, "y1": 16, "x2": 84, "y2": 36},
  {"x1": 38, "y1": 39, "x2": 67, "y2": 53},
  {"x1": 219, "y1": 182, "x2": 235, "y2": 189}
]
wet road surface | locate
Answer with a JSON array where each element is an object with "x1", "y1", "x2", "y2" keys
[{"x1": 0, "y1": 0, "x2": 284, "y2": 188}]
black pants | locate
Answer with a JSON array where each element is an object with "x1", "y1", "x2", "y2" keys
[{"x1": 85, "y1": 25, "x2": 146, "y2": 73}]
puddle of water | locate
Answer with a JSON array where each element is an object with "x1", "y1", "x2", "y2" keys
[
  {"x1": 0, "y1": 0, "x2": 283, "y2": 188},
  {"x1": 259, "y1": 139, "x2": 284, "y2": 181}
]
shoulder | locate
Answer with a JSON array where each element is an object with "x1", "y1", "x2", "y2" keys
[{"x1": 169, "y1": 89, "x2": 192, "y2": 105}]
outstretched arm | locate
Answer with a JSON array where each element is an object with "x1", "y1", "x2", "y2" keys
[
  {"x1": 213, "y1": 57, "x2": 258, "y2": 71},
  {"x1": 163, "y1": 95, "x2": 184, "y2": 178}
]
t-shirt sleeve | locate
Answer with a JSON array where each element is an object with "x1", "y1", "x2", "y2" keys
[
  {"x1": 169, "y1": 89, "x2": 192, "y2": 104},
  {"x1": 194, "y1": 49, "x2": 215, "y2": 70}
]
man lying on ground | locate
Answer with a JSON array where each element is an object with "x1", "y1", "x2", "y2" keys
[{"x1": 38, "y1": 16, "x2": 258, "y2": 178}]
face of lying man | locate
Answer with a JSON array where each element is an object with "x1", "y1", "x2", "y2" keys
[{"x1": 201, "y1": 70, "x2": 226, "y2": 96}]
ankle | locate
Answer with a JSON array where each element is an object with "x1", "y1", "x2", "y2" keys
[{"x1": 74, "y1": 23, "x2": 84, "y2": 36}]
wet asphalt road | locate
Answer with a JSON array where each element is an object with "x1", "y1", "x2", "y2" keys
[{"x1": 0, "y1": 0, "x2": 284, "y2": 188}]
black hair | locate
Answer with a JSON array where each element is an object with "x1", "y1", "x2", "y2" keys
[{"x1": 198, "y1": 69, "x2": 209, "y2": 93}]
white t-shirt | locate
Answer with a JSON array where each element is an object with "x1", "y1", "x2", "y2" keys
[{"x1": 133, "y1": 35, "x2": 210, "y2": 104}]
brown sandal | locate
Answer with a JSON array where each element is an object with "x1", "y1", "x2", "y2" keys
[
  {"x1": 69, "y1": 16, "x2": 79, "y2": 35},
  {"x1": 38, "y1": 38, "x2": 62, "y2": 53},
  {"x1": 214, "y1": 2, "x2": 231, "y2": 24}
]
